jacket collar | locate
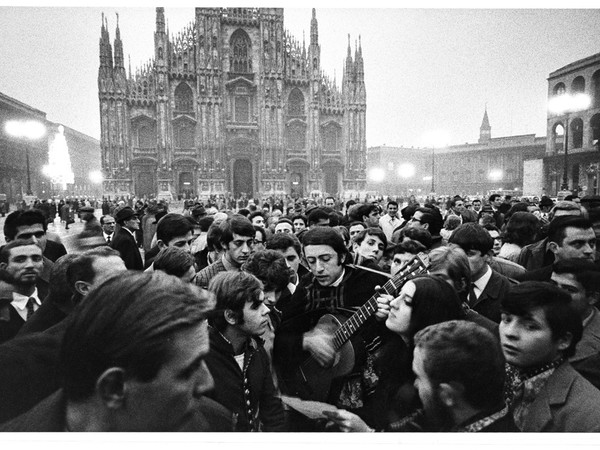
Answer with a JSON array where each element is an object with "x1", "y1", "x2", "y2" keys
[
  {"x1": 208, "y1": 325, "x2": 261, "y2": 356},
  {"x1": 521, "y1": 362, "x2": 576, "y2": 431}
]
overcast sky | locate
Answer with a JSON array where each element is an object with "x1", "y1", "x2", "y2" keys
[{"x1": 1, "y1": 3, "x2": 599, "y2": 149}]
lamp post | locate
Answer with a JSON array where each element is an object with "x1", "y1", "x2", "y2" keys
[
  {"x1": 5, "y1": 120, "x2": 46, "y2": 196},
  {"x1": 422, "y1": 130, "x2": 450, "y2": 195},
  {"x1": 548, "y1": 93, "x2": 591, "y2": 191}
]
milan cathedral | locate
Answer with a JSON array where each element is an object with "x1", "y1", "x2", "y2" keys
[{"x1": 98, "y1": 7, "x2": 367, "y2": 200}]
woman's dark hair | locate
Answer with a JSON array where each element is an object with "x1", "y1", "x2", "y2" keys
[
  {"x1": 405, "y1": 275, "x2": 465, "y2": 342},
  {"x1": 503, "y1": 211, "x2": 539, "y2": 246},
  {"x1": 504, "y1": 202, "x2": 530, "y2": 221},
  {"x1": 371, "y1": 275, "x2": 465, "y2": 429}
]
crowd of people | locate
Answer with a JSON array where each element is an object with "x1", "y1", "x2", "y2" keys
[{"x1": 1, "y1": 190, "x2": 600, "y2": 432}]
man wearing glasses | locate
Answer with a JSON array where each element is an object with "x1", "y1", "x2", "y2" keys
[
  {"x1": 402, "y1": 206, "x2": 444, "y2": 249},
  {"x1": 195, "y1": 215, "x2": 256, "y2": 289}
]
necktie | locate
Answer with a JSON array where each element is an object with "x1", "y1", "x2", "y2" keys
[
  {"x1": 468, "y1": 283, "x2": 478, "y2": 306},
  {"x1": 26, "y1": 297, "x2": 36, "y2": 320},
  {"x1": 106, "y1": 234, "x2": 111, "y2": 244}
]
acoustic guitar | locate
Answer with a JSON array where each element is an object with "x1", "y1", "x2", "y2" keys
[{"x1": 284, "y1": 252, "x2": 430, "y2": 402}]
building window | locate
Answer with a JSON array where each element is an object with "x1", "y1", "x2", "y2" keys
[
  {"x1": 552, "y1": 123, "x2": 565, "y2": 154},
  {"x1": 571, "y1": 117, "x2": 584, "y2": 149},
  {"x1": 234, "y1": 96, "x2": 250, "y2": 122},
  {"x1": 138, "y1": 124, "x2": 154, "y2": 149},
  {"x1": 572, "y1": 76, "x2": 585, "y2": 94},
  {"x1": 553, "y1": 82, "x2": 566, "y2": 96},
  {"x1": 322, "y1": 123, "x2": 341, "y2": 151},
  {"x1": 288, "y1": 88, "x2": 304, "y2": 117},
  {"x1": 230, "y1": 29, "x2": 252, "y2": 73},
  {"x1": 591, "y1": 114, "x2": 600, "y2": 150},
  {"x1": 174, "y1": 122, "x2": 194, "y2": 148},
  {"x1": 174, "y1": 83, "x2": 194, "y2": 112},
  {"x1": 593, "y1": 71, "x2": 600, "y2": 108},
  {"x1": 287, "y1": 123, "x2": 306, "y2": 151}
]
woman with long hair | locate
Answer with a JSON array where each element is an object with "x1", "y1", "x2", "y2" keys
[
  {"x1": 498, "y1": 211, "x2": 539, "y2": 262},
  {"x1": 323, "y1": 274, "x2": 465, "y2": 431}
]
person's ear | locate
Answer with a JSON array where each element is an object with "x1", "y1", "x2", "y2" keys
[
  {"x1": 224, "y1": 309, "x2": 238, "y2": 326},
  {"x1": 438, "y1": 382, "x2": 464, "y2": 409},
  {"x1": 0, "y1": 262, "x2": 7, "y2": 271},
  {"x1": 548, "y1": 241, "x2": 560, "y2": 255},
  {"x1": 96, "y1": 367, "x2": 126, "y2": 409},
  {"x1": 74, "y1": 280, "x2": 93, "y2": 297},
  {"x1": 588, "y1": 290, "x2": 600, "y2": 307},
  {"x1": 339, "y1": 252, "x2": 347, "y2": 265},
  {"x1": 556, "y1": 332, "x2": 573, "y2": 353},
  {"x1": 157, "y1": 240, "x2": 167, "y2": 250}
]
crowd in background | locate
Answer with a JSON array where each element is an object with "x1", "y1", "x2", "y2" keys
[{"x1": 0, "y1": 188, "x2": 599, "y2": 432}]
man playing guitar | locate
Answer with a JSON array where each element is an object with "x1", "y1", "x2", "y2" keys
[{"x1": 273, "y1": 227, "x2": 393, "y2": 422}]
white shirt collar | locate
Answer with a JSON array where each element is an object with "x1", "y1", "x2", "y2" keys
[
  {"x1": 473, "y1": 265, "x2": 493, "y2": 295},
  {"x1": 122, "y1": 227, "x2": 136, "y2": 237},
  {"x1": 329, "y1": 268, "x2": 346, "y2": 287},
  {"x1": 12, "y1": 289, "x2": 41, "y2": 310}
]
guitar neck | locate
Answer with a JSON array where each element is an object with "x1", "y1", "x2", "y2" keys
[{"x1": 331, "y1": 254, "x2": 429, "y2": 350}]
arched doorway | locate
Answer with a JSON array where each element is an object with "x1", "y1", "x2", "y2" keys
[
  {"x1": 179, "y1": 172, "x2": 194, "y2": 199},
  {"x1": 322, "y1": 160, "x2": 343, "y2": 197},
  {"x1": 233, "y1": 159, "x2": 253, "y2": 197},
  {"x1": 290, "y1": 172, "x2": 304, "y2": 198},
  {"x1": 135, "y1": 170, "x2": 157, "y2": 198}
]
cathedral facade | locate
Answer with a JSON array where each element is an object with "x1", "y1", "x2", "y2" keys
[{"x1": 98, "y1": 7, "x2": 367, "y2": 200}]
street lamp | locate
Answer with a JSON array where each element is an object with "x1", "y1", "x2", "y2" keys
[
  {"x1": 397, "y1": 163, "x2": 415, "y2": 197},
  {"x1": 548, "y1": 93, "x2": 591, "y2": 191},
  {"x1": 488, "y1": 169, "x2": 503, "y2": 183},
  {"x1": 5, "y1": 120, "x2": 46, "y2": 195},
  {"x1": 368, "y1": 167, "x2": 386, "y2": 183},
  {"x1": 421, "y1": 130, "x2": 450, "y2": 194}
]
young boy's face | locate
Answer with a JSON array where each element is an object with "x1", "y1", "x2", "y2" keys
[
  {"x1": 237, "y1": 291, "x2": 270, "y2": 337},
  {"x1": 499, "y1": 306, "x2": 570, "y2": 369}
]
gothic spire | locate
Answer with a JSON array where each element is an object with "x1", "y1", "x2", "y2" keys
[
  {"x1": 156, "y1": 7, "x2": 165, "y2": 33},
  {"x1": 479, "y1": 106, "x2": 492, "y2": 143},
  {"x1": 481, "y1": 106, "x2": 490, "y2": 129},
  {"x1": 356, "y1": 35, "x2": 364, "y2": 83},
  {"x1": 114, "y1": 12, "x2": 124, "y2": 69},
  {"x1": 310, "y1": 8, "x2": 318, "y2": 45},
  {"x1": 358, "y1": 35, "x2": 362, "y2": 58},
  {"x1": 347, "y1": 33, "x2": 351, "y2": 58},
  {"x1": 99, "y1": 12, "x2": 113, "y2": 71}
]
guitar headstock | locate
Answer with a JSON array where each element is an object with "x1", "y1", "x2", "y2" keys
[{"x1": 386, "y1": 251, "x2": 431, "y2": 294}]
